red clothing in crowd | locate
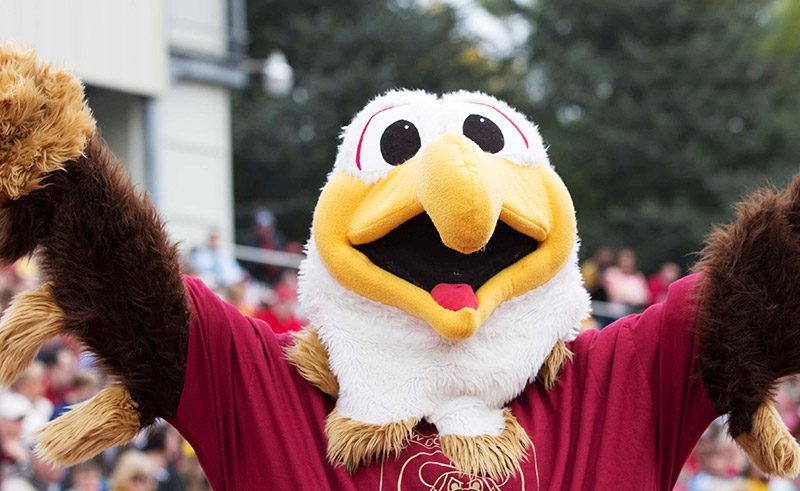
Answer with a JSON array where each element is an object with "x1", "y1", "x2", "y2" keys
[
  {"x1": 648, "y1": 275, "x2": 671, "y2": 306},
  {"x1": 253, "y1": 308, "x2": 304, "y2": 334},
  {"x1": 170, "y1": 274, "x2": 717, "y2": 490}
]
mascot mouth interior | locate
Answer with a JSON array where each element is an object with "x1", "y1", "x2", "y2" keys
[{"x1": 355, "y1": 213, "x2": 539, "y2": 309}]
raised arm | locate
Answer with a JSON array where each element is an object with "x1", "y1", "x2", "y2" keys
[
  {"x1": 0, "y1": 48, "x2": 189, "y2": 464},
  {"x1": 694, "y1": 174, "x2": 800, "y2": 476}
]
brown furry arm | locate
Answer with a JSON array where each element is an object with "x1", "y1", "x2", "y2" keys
[
  {"x1": 694, "y1": 174, "x2": 800, "y2": 441},
  {"x1": 0, "y1": 48, "x2": 189, "y2": 464}
]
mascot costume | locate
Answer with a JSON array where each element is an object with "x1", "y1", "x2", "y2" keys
[{"x1": 2, "y1": 46, "x2": 800, "y2": 490}]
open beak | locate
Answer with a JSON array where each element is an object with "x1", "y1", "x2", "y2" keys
[{"x1": 313, "y1": 133, "x2": 576, "y2": 340}]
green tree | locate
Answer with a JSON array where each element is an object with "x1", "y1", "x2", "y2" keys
[
  {"x1": 235, "y1": 0, "x2": 515, "y2": 243},
  {"x1": 487, "y1": 0, "x2": 800, "y2": 271}
]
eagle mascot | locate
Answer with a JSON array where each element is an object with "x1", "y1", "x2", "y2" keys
[{"x1": 2, "y1": 46, "x2": 800, "y2": 490}]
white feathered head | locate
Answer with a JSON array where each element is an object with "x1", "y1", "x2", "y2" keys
[{"x1": 299, "y1": 90, "x2": 585, "y2": 342}]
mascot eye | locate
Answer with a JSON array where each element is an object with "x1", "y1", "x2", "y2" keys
[
  {"x1": 380, "y1": 120, "x2": 421, "y2": 166},
  {"x1": 462, "y1": 114, "x2": 504, "y2": 154}
]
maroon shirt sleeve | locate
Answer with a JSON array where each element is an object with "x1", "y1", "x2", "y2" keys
[
  {"x1": 579, "y1": 273, "x2": 717, "y2": 487},
  {"x1": 168, "y1": 275, "x2": 336, "y2": 490}
]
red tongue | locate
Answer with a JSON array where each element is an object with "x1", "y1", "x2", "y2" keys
[{"x1": 430, "y1": 283, "x2": 478, "y2": 311}]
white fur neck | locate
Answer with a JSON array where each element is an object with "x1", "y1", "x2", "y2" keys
[{"x1": 297, "y1": 238, "x2": 590, "y2": 426}]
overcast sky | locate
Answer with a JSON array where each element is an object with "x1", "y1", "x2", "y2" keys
[{"x1": 435, "y1": 0, "x2": 530, "y2": 56}]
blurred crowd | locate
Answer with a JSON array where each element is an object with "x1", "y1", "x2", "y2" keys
[
  {"x1": 184, "y1": 209, "x2": 306, "y2": 334},
  {"x1": 581, "y1": 246, "x2": 681, "y2": 328}
]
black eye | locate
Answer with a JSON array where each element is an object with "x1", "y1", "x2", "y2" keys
[
  {"x1": 463, "y1": 114, "x2": 504, "y2": 153},
  {"x1": 380, "y1": 120, "x2": 421, "y2": 166}
]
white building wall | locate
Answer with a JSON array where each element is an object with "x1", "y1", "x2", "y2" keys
[
  {"x1": 157, "y1": 0, "x2": 235, "y2": 249},
  {"x1": 168, "y1": 0, "x2": 228, "y2": 57},
  {"x1": 156, "y1": 82, "x2": 234, "y2": 248},
  {"x1": 0, "y1": 0, "x2": 239, "y2": 252},
  {"x1": 86, "y1": 88, "x2": 148, "y2": 188},
  {"x1": 0, "y1": 0, "x2": 167, "y2": 96}
]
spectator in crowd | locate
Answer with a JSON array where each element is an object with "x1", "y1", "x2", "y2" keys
[
  {"x1": 602, "y1": 248, "x2": 650, "y2": 310},
  {"x1": 189, "y1": 230, "x2": 246, "y2": 290},
  {"x1": 109, "y1": 451, "x2": 157, "y2": 491},
  {"x1": 254, "y1": 276, "x2": 303, "y2": 334},
  {"x1": 28, "y1": 455, "x2": 66, "y2": 491},
  {"x1": 10, "y1": 362, "x2": 53, "y2": 446},
  {"x1": 0, "y1": 392, "x2": 31, "y2": 482},
  {"x1": 221, "y1": 281, "x2": 254, "y2": 317},
  {"x1": 253, "y1": 210, "x2": 280, "y2": 252},
  {"x1": 647, "y1": 261, "x2": 682, "y2": 306},
  {"x1": 51, "y1": 372, "x2": 100, "y2": 421},
  {"x1": 38, "y1": 343, "x2": 77, "y2": 408},
  {"x1": 240, "y1": 209, "x2": 296, "y2": 284},
  {"x1": 684, "y1": 424, "x2": 746, "y2": 490},
  {"x1": 67, "y1": 461, "x2": 104, "y2": 491},
  {"x1": 143, "y1": 426, "x2": 185, "y2": 491},
  {"x1": 581, "y1": 246, "x2": 615, "y2": 301}
]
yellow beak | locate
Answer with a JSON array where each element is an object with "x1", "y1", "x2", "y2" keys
[{"x1": 313, "y1": 133, "x2": 575, "y2": 340}]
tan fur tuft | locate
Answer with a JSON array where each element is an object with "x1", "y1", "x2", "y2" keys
[
  {"x1": 735, "y1": 402, "x2": 800, "y2": 477},
  {"x1": 35, "y1": 384, "x2": 141, "y2": 466},
  {"x1": 285, "y1": 328, "x2": 339, "y2": 397},
  {"x1": 439, "y1": 408, "x2": 531, "y2": 480},
  {"x1": 0, "y1": 282, "x2": 64, "y2": 386},
  {"x1": 536, "y1": 340, "x2": 573, "y2": 390},
  {"x1": 325, "y1": 409, "x2": 416, "y2": 471},
  {"x1": 0, "y1": 45, "x2": 95, "y2": 201}
]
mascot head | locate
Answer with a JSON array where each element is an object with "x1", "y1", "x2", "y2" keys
[{"x1": 301, "y1": 90, "x2": 582, "y2": 340}]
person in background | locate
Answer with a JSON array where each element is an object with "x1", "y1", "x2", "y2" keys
[
  {"x1": 647, "y1": 261, "x2": 682, "y2": 305},
  {"x1": 221, "y1": 281, "x2": 253, "y2": 317},
  {"x1": 189, "y1": 231, "x2": 246, "y2": 290},
  {"x1": 50, "y1": 372, "x2": 100, "y2": 421},
  {"x1": 10, "y1": 362, "x2": 53, "y2": 446},
  {"x1": 67, "y1": 461, "x2": 104, "y2": 491},
  {"x1": 143, "y1": 426, "x2": 185, "y2": 491},
  {"x1": 0, "y1": 392, "x2": 31, "y2": 481},
  {"x1": 602, "y1": 248, "x2": 650, "y2": 310},
  {"x1": 38, "y1": 344, "x2": 77, "y2": 408},
  {"x1": 580, "y1": 246, "x2": 615, "y2": 301},
  {"x1": 28, "y1": 455, "x2": 65, "y2": 491},
  {"x1": 109, "y1": 451, "x2": 157, "y2": 491},
  {"x1": 245, "y1": 209, "x2": 287, "y2": 284},
  {"x1": 254, "y1": 282, "x2": 303, "y2": 334}
]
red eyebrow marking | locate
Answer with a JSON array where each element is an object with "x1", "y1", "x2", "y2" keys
[
  {"x1": 355, "y1": 106, "x2": 397, "y2": 170},
  {"x1": 474, "y1": 102, "x2": 529, "y2": 149}
]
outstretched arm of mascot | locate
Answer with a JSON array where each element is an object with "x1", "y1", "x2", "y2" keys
[
  {"x1": 693, "y1": 176, "x2": 800, "y2": 476},
  {"x1": 0, "y1": 48, "x2": 189, "y2": 465}
]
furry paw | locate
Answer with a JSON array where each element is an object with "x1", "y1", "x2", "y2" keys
[
  {"x1": 735, "y1": 402, "x2": 800, "y2": 477},
  {"x1": 438, "y1": 408, "x2": 531, "y2": 480},
  {"x1": 0, "y1": 46, "x2": 94, "y2": 202},
  {"x1": 325, "y1": 409, "x2": 417, "y2": 470}
]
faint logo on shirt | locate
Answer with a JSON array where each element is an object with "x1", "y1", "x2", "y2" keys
[{"x1": 377, "y1": 427, "x2": 538, "y2": 491}]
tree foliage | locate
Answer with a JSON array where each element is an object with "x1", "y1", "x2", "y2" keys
[{"x1": 235, "y1": 0, "x2": 513, "y2": 242}]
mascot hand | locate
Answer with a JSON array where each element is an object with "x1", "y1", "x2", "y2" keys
[
  {"x1": 0, "y1": 46, "x2": 189, "y2": 465},
  {"x1": 696, "y1": 173, "x2": 800, "y2": 476}
]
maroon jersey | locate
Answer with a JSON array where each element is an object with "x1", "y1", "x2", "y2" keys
[{"x1": 170, "y1": 274, "x2": 716, "y2": 490}]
